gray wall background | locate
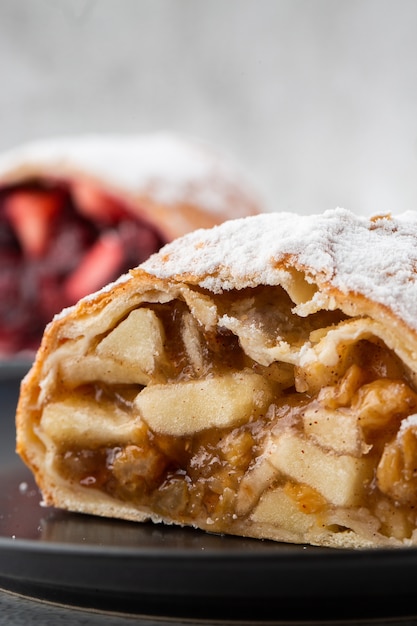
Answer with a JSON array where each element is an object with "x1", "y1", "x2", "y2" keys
[{"x1": 1, "y1": 0, "x2": 417, "y2": 216}]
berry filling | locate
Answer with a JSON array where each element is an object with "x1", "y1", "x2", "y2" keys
[{"x1": 0, "y1": 179, "x2": 166, "y2": 355}]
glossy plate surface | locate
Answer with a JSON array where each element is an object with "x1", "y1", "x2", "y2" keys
[{"x1": 2, "y1": 373, "x2": 417, "y2": 623}]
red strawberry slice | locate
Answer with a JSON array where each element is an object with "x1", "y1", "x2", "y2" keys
[
  {"x1": 71, "y1": 180, "x2": 126, "y2": 224},
  {"x1": 4, "y1": 190, "x2": 63, "y2": 258},
  {"x1": 64, "y1": 231, "x2": 125, "y2": 302}
]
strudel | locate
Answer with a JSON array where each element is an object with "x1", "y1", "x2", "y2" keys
[
  {"x1": 0, "y1": 133, "x2": 259, "y2": 354},
  {"x1": 16, "y1": 208, "x2": 417, "y2": 548}
]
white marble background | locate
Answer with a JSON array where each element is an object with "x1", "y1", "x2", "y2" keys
[{"x1": 1, "y1": 0, "x2": 417, "y2": 216}]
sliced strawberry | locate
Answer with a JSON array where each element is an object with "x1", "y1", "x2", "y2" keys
[
  {"x1": 71, "y1": 180, "x2": 126, "y2": 224},
  {"x1": 64, "y1": 231, "x2": 125, "y2": 302},
  {"x1": 4, "y1": 190, "x2": 63, "y2": 258}
]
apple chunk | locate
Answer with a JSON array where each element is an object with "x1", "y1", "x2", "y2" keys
[
  {"x1": 134, "y1": 370, "x2": 273, "y2": 436},
  {"x1": 303, "y1": 405, "x2": 370, "y2": 457},
  {"x1": 41, "y1": 396, "x2": 144, "y2": 447},
  {"x1": 269, "y1": 431, "x2": 374, "y2": 507},
  {"x1": 96, "y1": 308, "x2": 167, "y2": 384},
  {"x1": 60, "y1": 354, "x2": 152, "y2": 388},
  {"x1": 251, "y1": 487, "x2": 317, "y2": 536}
]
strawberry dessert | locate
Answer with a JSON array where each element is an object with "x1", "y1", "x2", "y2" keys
[
  {"x1": 0, "y1": 180, "x2": 165, "y2": 355},
  {"x1": 0, "y1": 134, "x2": 261, "y2": 357}
]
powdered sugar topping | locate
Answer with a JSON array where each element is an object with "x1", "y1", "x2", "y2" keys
[
  {"x1": 0, "y1": 133, "x2": 259, "y2": 217},
  {"x1": 142, "y1": 208, "x2": 417, "y2": 332}
]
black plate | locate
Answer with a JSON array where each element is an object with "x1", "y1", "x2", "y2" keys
[{"x1": 2, "y1": 374, "x2": 417, "y2": 623}]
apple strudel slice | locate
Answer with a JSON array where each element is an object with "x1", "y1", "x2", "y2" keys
[{"x1": 16, "y1": 208, "x2": 417, "y2": 548}]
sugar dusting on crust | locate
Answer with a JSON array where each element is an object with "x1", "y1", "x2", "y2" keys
[
  {"x1": 0, "y1": 133, "x2": 259, "y2": 217},
  {"x1": 142, "y1": 208, "x2": 417, "y2": 332}
]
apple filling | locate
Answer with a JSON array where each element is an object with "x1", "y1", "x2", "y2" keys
[
  {"x1": 38, "y1": 286, "x2": 417, "y2": 544},
  {"x1": 0, "y1": 180, "x2": 165, "y2": 354}
]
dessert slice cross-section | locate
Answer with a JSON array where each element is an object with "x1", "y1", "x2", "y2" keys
[{"x1": 16, "y1": 208, "x2": 417, "y2": 548}]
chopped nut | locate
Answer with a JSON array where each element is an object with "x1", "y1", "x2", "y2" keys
[
  {"x1": 318, "y1": 364, "x2": 366, "y2": 410},
  {"x1": 284, "y1": 481, "x2": 327, "y2": 514},
  {"x1": 353, "y1": 380, "x2": 417, "y2": 434},
  {"x1": 377, "y1": 426, "x2": 417, "y2": 505}
]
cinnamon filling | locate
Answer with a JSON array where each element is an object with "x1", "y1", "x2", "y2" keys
[{"x1": 40, "y1": 286, "x2": 417, "y2": 541}]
